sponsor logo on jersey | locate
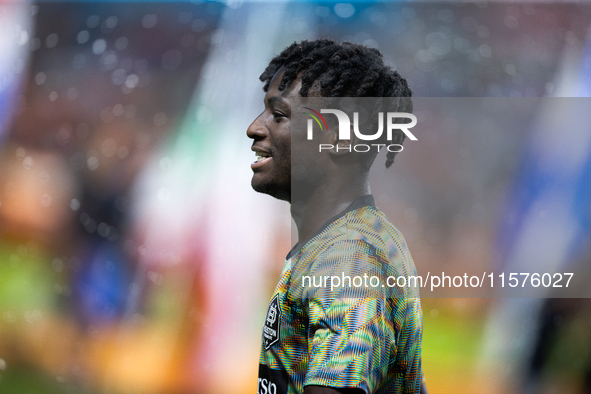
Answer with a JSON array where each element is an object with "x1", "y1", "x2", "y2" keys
[
  {"x1": 263, "y1": 294, "x2": 281, "y2": 350},
  {"x1": 258, "y1": 364, "x2": 288, "y2": 394}
]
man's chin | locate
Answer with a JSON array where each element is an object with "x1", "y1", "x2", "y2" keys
[{"x1": 251, "y1": 179, "x2": 290, "y2": 202}]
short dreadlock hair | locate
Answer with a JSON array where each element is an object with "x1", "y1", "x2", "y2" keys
[{"x1": 259, "y1": 39, "x2": 413, "y2": 168}]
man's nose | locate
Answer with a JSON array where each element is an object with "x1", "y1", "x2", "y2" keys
[{"x1": 247, "y1": 116, "x2": 267, "y2": 140}]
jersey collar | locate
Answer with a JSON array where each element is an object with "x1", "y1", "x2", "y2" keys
[{"x1": 286, "y1": 195, "x2": 375, "y2": 260}]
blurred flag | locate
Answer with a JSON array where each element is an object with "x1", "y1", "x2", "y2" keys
[
  {"x1": 131, "y1": 3, "x2": 319, "y2": 393},
  {"x1": 0, "y1": 1, "x2": 31, "y2": 143},
  {"x1": 480, "y1": 27, "x2": 591, "y2": 392}
]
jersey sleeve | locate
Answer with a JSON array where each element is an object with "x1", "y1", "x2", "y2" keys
[
  {"x1": 299, "y1": 240, "x2": 422, "y2": 393},
  {"x1": 304, "y1": 297, "x2": 394, "y2": 393}
]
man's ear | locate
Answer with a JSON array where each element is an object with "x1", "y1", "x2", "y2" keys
[{"x1": 326, "y1": 122, "x2": 357, "y2": 156}]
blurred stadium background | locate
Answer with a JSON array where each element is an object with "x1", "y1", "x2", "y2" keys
[{"x1": 1, "y1": 1, "x2": 591, "y2": 393}]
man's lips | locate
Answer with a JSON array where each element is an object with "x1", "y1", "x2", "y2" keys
[{"x1": 251, "y1": 147, "x2": 272, "y2": 169}]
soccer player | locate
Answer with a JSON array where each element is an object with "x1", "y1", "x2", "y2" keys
[{"x1": 247, "y1": 39, "x2": 424, "y2": 394}]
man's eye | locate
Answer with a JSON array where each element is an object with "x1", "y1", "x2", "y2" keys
[{"x1": 273, "y1": 111, "x2": 286, "y2": 120}]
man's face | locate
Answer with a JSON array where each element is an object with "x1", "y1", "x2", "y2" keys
[{"x1": 247, "y1": 71, "x2": 302, "y2": 201}]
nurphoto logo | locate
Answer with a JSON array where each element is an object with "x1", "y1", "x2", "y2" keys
[{"x1": 302, "y1": 107, "x2": 417, "y2": 153}]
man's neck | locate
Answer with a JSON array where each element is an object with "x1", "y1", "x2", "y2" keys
[{"x1": 290, "y1": 176, "x2": 370, "y2": 243}]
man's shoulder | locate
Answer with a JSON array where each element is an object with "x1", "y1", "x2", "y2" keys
[
  {"x1": 333, "y1": 205, "x2": 408, "y2": 259},
  {"x1": 342, "y1": 205, "x2": 400, "y2": 240},
  {"x1": 295, "y1": 205, "x2": 411, "y2": 269}
]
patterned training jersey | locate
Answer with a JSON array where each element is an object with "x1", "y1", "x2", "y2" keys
[{"x1": 258, "y1": 195, "x2": 422, "y2": 394}]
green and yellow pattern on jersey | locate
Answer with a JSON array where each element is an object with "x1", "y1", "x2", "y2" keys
[{"x1": 258, "y1": 196, "x2": 422, "y2": 394}]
